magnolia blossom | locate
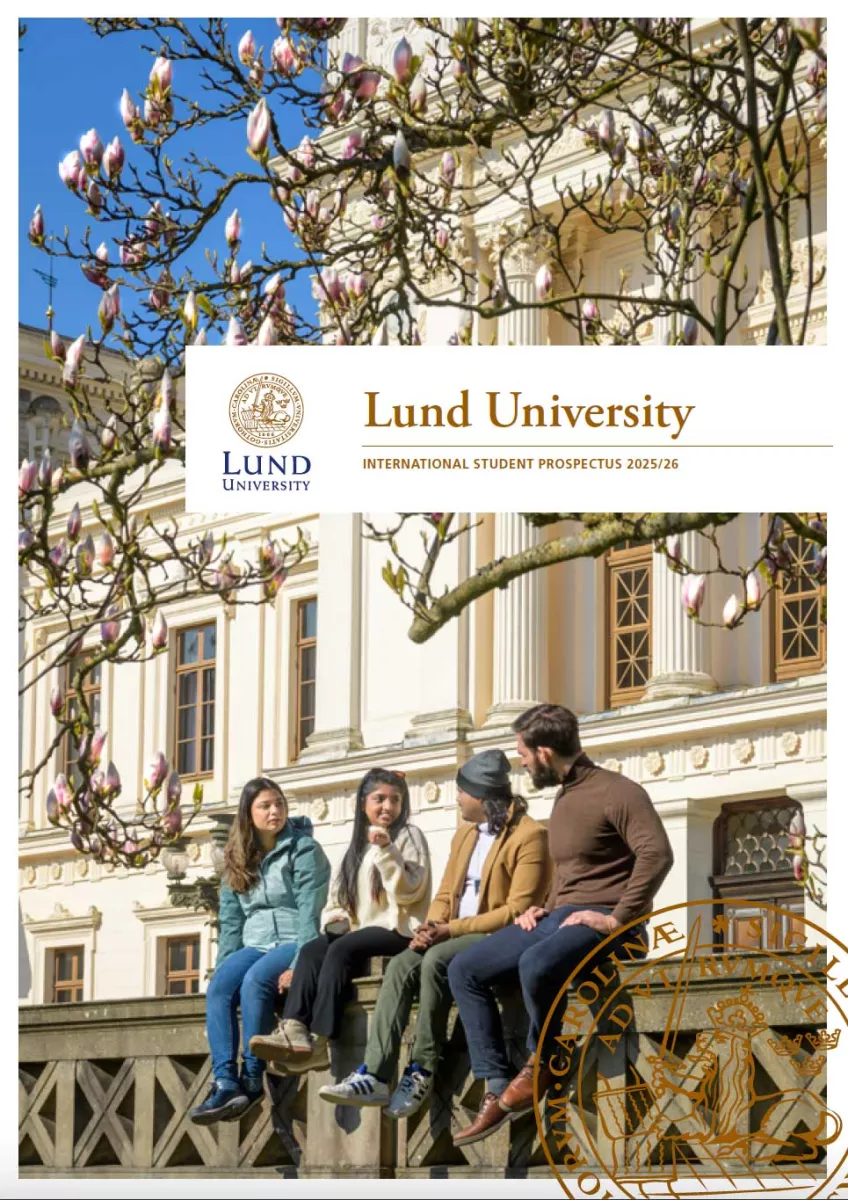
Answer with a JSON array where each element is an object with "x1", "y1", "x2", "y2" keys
[
  {"x1": 722, "y1": 593, "x2": 742, "y2": 628},
  {"x1": 120, "y1": 89, "x2": 139, "y2": 130},
  {"x1": 166, "y1": 771, "x2": 183, "y2": 806},
  {"x1": 320, "y1": 268, "x2": 343, "y2": 303},
  {"x1": 665, "y1": 534, "x2": 681, "y2": 563},
  {"x1": 101, "y1": 606, "x2": 121, "y2": 645},
  {"x1": 64, "y1": 339, "x2": 87, "y2": 390},
  {"x1": 79, "y1": 128, "x2": 103, "y2": 169},
  {"x1": 297, "y1": 135, "x2": 316, "y2": 169},
  {"x1": 582, "y1": 299, "x2": 599, "y2": 321},
  {"x1": 535, "y1": 264, "x2": 553, "y2": 301},
  {"x1": 67, "y1": 502, "x2": 82, "y2": 541},
  {"x1": 681, "y1": 573, "x2": 706, "y2": 616},
  {"x1": 393, "y1": 36, "x2": 413, "y2": 83},
  {"x1": 598, "y1": 109, "x2": 615, "y2": 146},
  {"x1": 151, "y1": 609, "x2": 168, "y2": 649},
  {"x1": 105, "y1": 761, "x2": 121, "y2": 794},
  {"x1": 225, "y1": 316, "x2": 248, "y2": 346},
  {"x1": 49, "y1": 330, "x2": 65, "y2": 361},
  {"x1": 147, "y1": 751, "x2": 169, "y2": 790},
  {"x1": 28, "y1": 204, "x2": 45, "y2": 245},
  {"x1": 90, "y1": 728, "x2": 107, "y2": 763},
  {"x1": 682, "y1": 315, "x2": 698, "y2": 345},
  {"x1": 182, "y1": 290, "x2": 197, "y2": 332},
  {"x1": 238, "y1": 29, "x2": 256, "y2": 66},
  {"x1": 393, "y1": 129, "x2": 411, "y2": 174},
  {"x1": 272, "y1": 35, "x2": 299, "y2": 75},
  {"x1": 409, "y1": 75, "x2": 427, "y2": 114},
  {"x1": 152, "y1": 394, "x2": 172, "y2": 452},
  {"x1": 163, "y1": 808, "x2": 183, "y2": 836},
  {"x1": 149, "y1": 55, "x2": 173, "y2": 94},
  {"x1": 99, "y1": 284, "x2": 121, "y2": 332},
  {"x1": 103, "y1": 136, "x2": 125, "y2": 180},
  {"x1": 50, "y1": 686, "x2": 64, "y2": 717},
  {"x1": 68, "y1": 418, "x2": 90, "y2": 468},
  {"x1": 76, "y1": 534, "x2": 95, "y2": 576},
  {"x1": 225, "y1": 208, "x2": 241, "y2": 247},
  {"x1": 59, "y1": 150, "x2": 84, "y2": 190},
  {"x1": 194, "y1": 326, "x2": 208, "y2": 346},
  {"x1": 256, "y1": 315, "x2": 277, "y2": 345},
  {"x1": 19, "y1": 459, "x2": 37, "y2": 499},
  {"x1": 341, "y1": 130, "x2": 363, "y2": 160},
  {"x1": 745, "y1": 571, "x2": 762, "y2": 608},
  {"x1": 441, "y1": 150, "x2": 457, "y2": 187},
  {"x1": 98, "y1": 531, "x2": 115, "y2": 567},
  {"x1": 54, "y1": 774, "x2": 73, "y2": 808},
  {"x1": 247, "y1": 97, "x2": 271, "y2": 156}
]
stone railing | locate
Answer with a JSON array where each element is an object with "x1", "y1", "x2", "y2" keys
[{"x1": 19, "y1": 952, "x2": 830, "y2": 1180}]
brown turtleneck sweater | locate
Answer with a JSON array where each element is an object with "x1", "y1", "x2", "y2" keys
[{"x1": 544, "y1": 754, "x2": 673, "y2": 925}]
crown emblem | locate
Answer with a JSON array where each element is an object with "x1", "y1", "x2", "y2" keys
[
  {"x1": 807, "y1": 1029, "x2": 841, "y2": 1052},
  {"x1": 768, "y1": 1033, "x2": 803, "y2": 1056},
  {"x1": 795, "y1": 1053, "x2": 826, "y2": 1077},
  {"x1": 706, "y1": 986, "x2": 767, "y2": 1036}
]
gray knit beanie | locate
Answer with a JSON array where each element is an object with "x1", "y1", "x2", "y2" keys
[{"x1": 456, "y1": 748, "x2": 513, "y2": 801}]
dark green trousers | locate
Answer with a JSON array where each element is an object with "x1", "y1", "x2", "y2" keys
[{"x1": 364, "y1": 933, "x2": 486, "y2": 1079}]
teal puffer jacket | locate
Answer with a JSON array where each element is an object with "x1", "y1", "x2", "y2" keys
[{"x1": 215, "y1": 815, "x2": 331, "y2": 970}]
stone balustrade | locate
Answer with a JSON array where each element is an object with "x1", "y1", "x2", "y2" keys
[{"x1": 19, "y1": 952, "x2": 830, "y2": 1181}]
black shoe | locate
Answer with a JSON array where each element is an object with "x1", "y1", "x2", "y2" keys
[
  {"x1": 222, "y1": 1079, "x2": 265, "y2": 1122},
  {"x1": 189, "y1": 1081, "x2": 250, "y2": 1125}
]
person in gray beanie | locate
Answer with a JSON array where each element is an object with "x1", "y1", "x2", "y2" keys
[{"x1": 318, "y1": 748, "x2": 550, "y2": 1117}]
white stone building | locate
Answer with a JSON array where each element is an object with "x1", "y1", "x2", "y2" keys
[{"x1": 19, "y1": 328, "x2": 827, "y2": 1006}]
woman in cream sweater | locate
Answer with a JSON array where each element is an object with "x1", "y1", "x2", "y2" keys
[{"x1": 248, "y1": 767, "x2": 430, "y2": 1074}]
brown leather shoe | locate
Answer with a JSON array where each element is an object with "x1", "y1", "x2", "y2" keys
[
  {"x1": 498, "y1": 1059, "x2": 553, "y2": 1117},
  {"x1": 453, "y1": 1091, "x2": 510, "y2": 1147}
]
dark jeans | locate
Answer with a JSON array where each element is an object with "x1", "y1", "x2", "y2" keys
[
  {"x1": 447, "y1": 904, "x2": 646, "y2": 1081},
  {"x1": 283, "y1": 926, "x2": 410, "y2": 1039},
  {"x1": 206, "y1": 941, "x2": 298, "y2": 1086}
]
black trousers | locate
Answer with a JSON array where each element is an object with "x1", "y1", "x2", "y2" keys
[{"x1": 283, "y1": 927, "x2": 410, "y2": 1039}]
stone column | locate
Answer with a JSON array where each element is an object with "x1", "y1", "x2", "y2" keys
[
  {"x1": 478, "y1": 214, "x2": 553, "y2": 347},
  {"x1": 652, "y1": 797, "x2": 719, "y2": 939},
  {"x1": 643, "y1": 533, "x2": 717, "y2": 700},
  {"x1": 484, "y1": 514, "x2": 545, "y2": 727},
  {"x1": 300, "y1": 514, "x2": 364, "y2": 760}
]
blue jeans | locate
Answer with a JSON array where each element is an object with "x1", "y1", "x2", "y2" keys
[
  {"x1": 205, "y1": 942, "x2": 298, "y2": 1086},
  {"x1": 448, "y1": 904, "x2": 645, "y2": 1081}
]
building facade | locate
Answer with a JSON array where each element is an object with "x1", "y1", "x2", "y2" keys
[{"x1": 19, "y1": 321, "x2": 826, "y2": 1004}]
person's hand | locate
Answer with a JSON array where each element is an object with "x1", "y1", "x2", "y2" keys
[
  {"x1": 410, "y1": 921, "x2": 450, "y2": 952},
  {"x1": 560, "y1": 910, "x2": 619, "y2": 934},
  {"x1": 367, "y1": 826, "x2": 391, "y2": 847},
  {"x1": 515, "y1": 906, "x2": 548, "y2": 931},
  {"x1": 278, "y1": 968, "x2": 294, "y2": 993}
]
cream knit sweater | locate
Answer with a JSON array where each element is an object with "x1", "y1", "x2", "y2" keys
[{"x1": 321, "y1": 824, "x2": 431, "y2": 936}]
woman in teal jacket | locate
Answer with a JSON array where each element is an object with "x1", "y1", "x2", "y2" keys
[{"x1": 190, "y1": 776, "x2": 330, "y2": 1125}]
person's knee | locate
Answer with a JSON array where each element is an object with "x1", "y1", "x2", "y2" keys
[
  {"x1": 447, "y1": 949, "x2": 476, "y2": 992},
  {"x1": 241, "y1": 959, "x2": 275, "y2": 1000},
  {"x1": 421, "y1": 951, "x2": 448, "y2": 986},
  {"x1": 517, "y1": 946, "x2": 548, "y2": 995}
]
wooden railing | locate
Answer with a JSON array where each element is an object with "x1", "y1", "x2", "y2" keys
[{"x1": 19, "y1": 953, "x2": 830, "y2": 1179}]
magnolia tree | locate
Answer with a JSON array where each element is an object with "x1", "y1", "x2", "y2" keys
[
  {"x1": 18, "y1": 354, "x2": 309, "y2": 866},
  {"x1": 369, "y1": 510, "x2": 827, "y2": 903},
  {"x1": 28, "y1": 16, "x2": 826, "y2": 352}
]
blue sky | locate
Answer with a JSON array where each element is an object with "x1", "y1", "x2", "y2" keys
[{"x1": 19, "y1": 18, "x2": 312, "y2": 340}]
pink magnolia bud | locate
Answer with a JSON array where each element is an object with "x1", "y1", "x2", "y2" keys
[
  {"x1": 151, "y1": 609, "x2": 168, "y2": 649},
  {"x1": 50, "y1": 330, "x2": 66, "y2": 361},
  {"x1": 64, "y1": 340, "x2": 87, "y2": 391},
  {"x1": 393, "y1": 129, "x2": 411, "y2": 175},
  {"x1": 19, "y1": 527, "x2": 34, "y2": 554},
  {"x1": 99, "y1": 284, "x2": 121, "y2": 332},
  {"x1": 68, "y1": 419, "x2": 90, "y2": 469},
  {"x1": 409, "y1": 75, "x2": 428, "y2": 114},
  {"x1": 76, "y1": 534, "x2": 95, "y2": 576},
  {"x1": 49, "y1": 540, "x2": 68, "y2": 570},
  {"x1": 86, "y1": 181, "x2": 104, "y2": 217},
  {"x1": 59, "y1": 150, "x2": 84, "y2": 190},
  {"x1": 152, "y1": 396, "x2": 172, "y2": 452},
  {"x1": 194, "y1": 326, "x2": 208, "y2": 346},
  {"x1": 28, "y1": 204, "x2": 45, "y2": 246},
  {"x1": 792, "y1": 853, "x2": 805, "y2": 881},
  {"x1": 90, "y1": 728, "x2": 107, "y2": 763},
  {"x1": 163, "y1": 807, "x2": 183, "y2": 836},
  {"x1": 297, "y1": 135, "x2": 316, "y2": 169},
  {"x1": 681, "y1": 573, "x2": 706, "y2": 617},
  {"x1": 103, "y1": 136, "x2": 125, "y2": 181},
  {"x1": 346, "y1": 271, "x2": 367, "y2": 300},
  {"x1": 146, "y1": 751, "x2": 168, "y2": 791},
  {"x1": 745, "y1": 572, "x2": 762, "y2": 607},
  {"x1": 225, "y1": 317, "x2": 248, "y2": 347},
  {"x1": 682, "y1": 315, "x2": 698, "y2": 345},
  {"x1": 320, "y1": 268, "x2": 343, "y2": 303},
  {"x1": 36, "y1": 449, "x2": 50, "y2": 490},
  {"x1": 264, "y1": 273, "x2": 285, "y2": 301},
  {"x1": 247, "y1": 97, "x2": 271, "y2": 156},
  {"x1": 666, "y1": 534, "x2": 681, "y2": 562},
  {"x1": 54, "y1": 773, "x2": 73, "y2": 809},
  {"x1": 789, "y1": 809, "x2": 806, "y2": 849},
  {"x1": 199, "y1": 530, "x2": 215, "y2": 565},
  {"x1": 101, "y1": 414, "x2": 118, "y2": 453},
  {"x1": 150, "y1": 55, "x2": 173, "y2": 93},
  {"x1": 50, "y1": 686, "x2": 64, "y2": 717},
  {"x1": 582, "y1": 299, "x2": 599, "y2": 322},
  {"x1": 598, "y1": 109, "x2": 615, "y2": 147},
  {"x1": 105, "y1": 760, "x2": 121, "y2": 794},
  {"x1": 166, "y1": 770, "x2": 182, "y2": 806},
  {"x1": 271, "y1": 36, "x2": 299, "y2": 75},
  {"x1": 182, "y1": 291, "x2": 197, "y2": 331},
  {"x1": 97, "y1": 531, "x2": 115, "y2": 567},
  {"x1": 19, "y1": 459, "x2": 37, "y2": 500},
  {"x1": 305, "y1": 189, "x2": 320, "y2": 219},
  {"x1": 535, "y1": 264, "x2": 553, "y2": 300},
  {"x1": 440, "y1": 150, "x2": 456, "y2": 187},
  {"x1": 120, "y1": 88, "x2": 139, "y2": 131},
  {"x1": 225, "y1": 208, "x2": 241, "y2": 247},
  {"x1": 393, "y1": 36, "x2": 413, "y2": 83},
  {"x1": 256, "y1": 315, "x2": 277, "y2": 345},
  {"x1": 722, "y1": 593, "x2": 742, "y2": 628},
  {"x1": 101, "y1": 606, "x2": 121, "y2": 645},
  {"x1": 79, "y1": 128, "x2": 103, "y2": 170},
  {"x1": 628, "y1": 121, "x2": 647, "y2": 154},
  {"x1": 238, "y1": 29, "x2": 256, "y2": 66},
  {"x1": 355, "y1": 70, "x2": 380, "y2": 101},
  {"x1": 46, "y1": 789, "x2": 60, "y2": 825},
  {"x1": 67, "y1": 502, "x2": 82, "y2": 542}
]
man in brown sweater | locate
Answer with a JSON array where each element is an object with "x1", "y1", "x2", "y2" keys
[{"x1": 449, "y1": 704, "x2": 673, "y2": 1146}]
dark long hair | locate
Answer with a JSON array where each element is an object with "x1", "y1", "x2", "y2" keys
[
  {"x1": 336, "y1": 768, "x2": 411, "y2": 919},
  {"x1": 223, "y1": 776, "x2": 288, "y2": 893},
  {"x1": 482, "y1": 791, "x2": 527, "y2": 836}
]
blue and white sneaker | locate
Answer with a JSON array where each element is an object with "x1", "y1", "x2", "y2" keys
[
  {"x1": 386, "y1": 1062, "x2": 433, "y2": 1120},
  {"x1": 318, "y1": 1064, "x2": 389, "y2": 1107}
]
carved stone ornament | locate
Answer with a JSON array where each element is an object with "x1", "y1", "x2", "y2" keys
[
  {"x1": 76, "y1": 860, "x2": 89, "y2": 878},
  {"x1": 424, "y1": 781, "x2": 441, "y2": 805},
  {"x1": 25, "y1": 866, "x2": 36, "y2": 885},
  {"x1": 51, "y1": 862, "x2": 63, "y2": 881},
  {"x1": 644, "y1": 751, "x2": 665, "y2": 777},
  {"x1": 781, "y1": 731, "x2": 802, "y2": 757},
  {"x1": 312, "y1": 796, "x2": 329, "y2": 822},
  {"x1": 691, "y1": 745, "x2": 709, "y2": 770},
  {"x1": 602, "y1": 758, "x2": 623, "y2": 774},
  {"x1": 732, "y1": 738, "x2": 755, "y2": 765}
]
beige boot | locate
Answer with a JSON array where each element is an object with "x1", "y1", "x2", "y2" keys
[{"x1": 249, "y1": 1018, "x2": 311, "y2": 1063}]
